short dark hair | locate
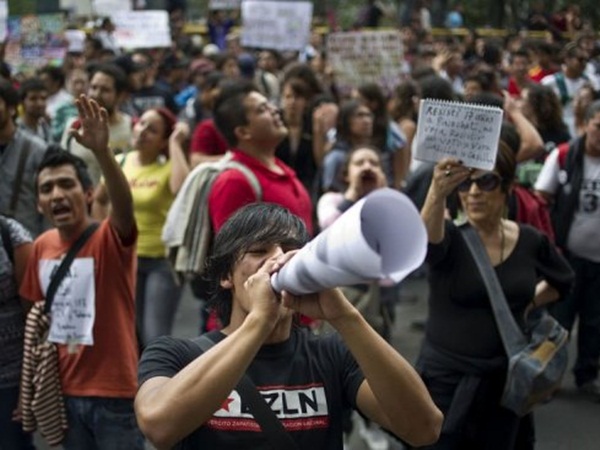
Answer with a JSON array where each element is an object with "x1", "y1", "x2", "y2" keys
[
  {"x1": 205, "y1": 203, "x2": 310, "y2": 326},
  {"x1": 18, "y1": 78, "x2": 47, "y2": 102},
  {"x1": 213, "y1": 79, "x2": 258, "y2": 147},
  {"x1": 0, "y1": 78, "x2": 19, "y2": 108},
  {"x1": 35, "y1": 145, "x2": 94, "y2": 194},
  {"x1": 37, "y1": 65, "x2": 66, "y2": 87},
  {"x1": 585, "y1": 99, "x2": 600, "y2": 122},
  {"x1": 89, "y1": 63, "x2": 129, "y2": 94}
]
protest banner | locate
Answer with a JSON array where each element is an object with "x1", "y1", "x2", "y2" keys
[
  {"x1": 241, "y1": 1, "x2": 312, "y2": 51},
  {"x1": 92, "y1": 0, "x2": 131, "y2": 17},
  {"x1": 112, "y1": 10, "x2": 172, "y2": 49},
  {"x1": 4, "y1": 14, "x2": 67, "y2": 75},
  {"x1": 327, "y1": 30, "x2": 404, "y2": 96},
  {"x1": 414, "y1": 99, "x2": 504, "y2": 171},
  {"x1": 209, "y1": 0, "x2": 241, "y2": 10}
]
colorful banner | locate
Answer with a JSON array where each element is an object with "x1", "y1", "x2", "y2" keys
[
  {"x1": 4, "y1": 14, "x2": 67, "y2": 76},
  {"x1": 326, "y1": 31, "x2": 404, "y2": 96}
]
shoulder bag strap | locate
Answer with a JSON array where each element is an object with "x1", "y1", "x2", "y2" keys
[
  {"x1": 224, "y1": 161, "x2": 263, "y2": 201},
  {"x1": 460, "y1": 226, "x2": 527, "y2": 356},
  {"x1": 193, "y1": 336, "x2": 300, "y2": 450},
  {"x1": 8, "y1": 138, "x2": 32, "y2": 217},
  {"x1": 44, "y1": 222, "x2": 100, "y2": 314}
]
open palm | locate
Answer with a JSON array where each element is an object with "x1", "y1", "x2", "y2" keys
[{"x1": 69, "y1": 94, "x2": 110, "y2": 155}]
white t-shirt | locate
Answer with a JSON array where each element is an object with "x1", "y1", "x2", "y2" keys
[{"x1": 535, "y1": 147, "x2": 600, "y2": 261}]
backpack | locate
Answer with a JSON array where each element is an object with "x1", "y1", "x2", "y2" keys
[
  {"x1": 162, "y1": 152, "x2": 262, "y2": 299},
  {"x1": 549, "y1": 138, "x2": 584, "y2": 248}
]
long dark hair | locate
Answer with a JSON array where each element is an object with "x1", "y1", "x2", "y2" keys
[{"x1": 357, "y1": 83, "x2": 389, "y2": 151}]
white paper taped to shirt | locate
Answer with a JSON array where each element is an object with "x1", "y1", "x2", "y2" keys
[{"x1": 271, "y1": 188, "x2": 427, "y2": 295}]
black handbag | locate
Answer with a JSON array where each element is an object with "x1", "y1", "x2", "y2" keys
[
  {"x1": 461, "y1": 225, "x2": 569, "y2": 417},
  {"x1": 193, "y1": 335, "x2": 301, "y2": 450}
]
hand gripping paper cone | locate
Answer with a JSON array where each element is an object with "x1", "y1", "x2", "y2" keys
[{"x1": 271, "y1": 188, "x2": 427, "y2": 295}]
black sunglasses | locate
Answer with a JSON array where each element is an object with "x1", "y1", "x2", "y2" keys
[{"x1": 457, "y1": 173, "x2": 502, "y2": 193}]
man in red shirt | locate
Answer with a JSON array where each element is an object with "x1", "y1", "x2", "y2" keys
[
  {"x1": 208, "y1": 80, "x2": 313, "y2": 234},
  {"x1": 507, "y1": 49, "x2": 533, "y2": 98}
]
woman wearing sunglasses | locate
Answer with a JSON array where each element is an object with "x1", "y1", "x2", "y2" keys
[{"x1": 416, "y1": 142, "x2": 574, "y2": 449}]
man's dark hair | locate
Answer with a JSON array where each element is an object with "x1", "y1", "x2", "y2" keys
[
  {"x1": 467, "y1": 92, "x2": 504, "y2": 109},
  {"x1": 37, "y1": 65, "x2": 66, "y2": 87},
  {"x1": 585, "y1": 99, "x2": 600, "y2": 122},
  {"x1": 18, "y1": 78, "x2": 47, "y2": 102},
  {"x1": 418, "y1": 75, "x2": 456, "y2": 101},
  {"x1": 509, "y1": 48, "x2": 530, "y2": 64},
  {"x1": 213, "y1": 79, "x2": 259, "y2": 147},
  {"x1": 205, "y1": 203, "x2": 310, "y2": 326},
  {"x1": 35, "y1": 145, "x2": 94, "y2": 194},
  {"x1": 89, "y1": 63, "x2": 129, "y2": 94},
  {"x1": 0, "y1": 78, "x2": 19, "y2": 108}
]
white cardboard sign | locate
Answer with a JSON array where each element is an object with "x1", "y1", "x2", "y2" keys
[
  {"x1": 241, "y1": 1, "x2": 312, "y2": 51},
  {"x1": 112, "y1": 10, "x2": 172, "y2": 49}
]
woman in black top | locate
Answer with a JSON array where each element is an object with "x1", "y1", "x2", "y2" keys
[{"x1": 418, "y1": 142, "x2": 574, "y2": 449}]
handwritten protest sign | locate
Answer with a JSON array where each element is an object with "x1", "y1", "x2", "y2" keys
[
  {"x1": 414, "y1": 99, "x2": 504, "y2": 171},
  {"x1": 241, "y1": 1, "x2": 312, "y2": 51},
  {"x1": 112, "y1": 10, "x2": 171, "y2": 49},
  {"x1": 209, "y1": 0, "x2": 241, "y2": 9},
  {"x1": 327, "y1": 31, "x2": 404, "y2": 97},
  {"x1": 4, "y1": 14, "x2": 67, "y2": 76}
]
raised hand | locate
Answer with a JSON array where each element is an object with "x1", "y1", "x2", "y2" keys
[{"x1": 69, "y1": 94, "x2": 110, "y2": 156}]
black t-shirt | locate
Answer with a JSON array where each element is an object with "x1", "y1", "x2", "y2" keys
[
  {"x1": 425, "y1": 221, "x2": 573, "y2": 358},
  {"x1": 138, "y1": 327, "x2": 365, "y2": 449}
]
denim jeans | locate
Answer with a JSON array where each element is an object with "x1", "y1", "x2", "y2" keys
[
  {"x1": 551, "y1": 255, "x2": 600, "y2": 386},
  {"x1": 136, "y1": 257, "x2": 182, "y2": 346},
  {"x1": 62, "y1": 396, "x2": 144, "y2": 450},
  {"x1": 0, "y1": 386, "x2": 35, "y2": 450}
]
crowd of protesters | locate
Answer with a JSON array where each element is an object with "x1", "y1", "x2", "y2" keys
[{"x1": 1, "y1": 0, "x2": 599, "y2": 449}]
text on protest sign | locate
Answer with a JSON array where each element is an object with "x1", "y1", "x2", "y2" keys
[
  {"x1": 112, "y1": 10, "x2": 172, "y2": 49},
  {"x1": 92, "y1": 0, "x2": 131, "y2": 16},
  {"x1": 327, "y1": 31, "x2": 404, "y2": 97},
  {"x1": 209, "y1": 0, "x2": 241, "y2": 10},
  {"x1": 414, "y1": 99, "x2": 504, "y2": 171},
  {"x1": 241, "y1": 1, "x2": 312, "y2": 51}
]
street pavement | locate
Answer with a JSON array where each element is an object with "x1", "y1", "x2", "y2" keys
[{"x1": 36, "y1": 276, "x2": 599, "y2": 449}]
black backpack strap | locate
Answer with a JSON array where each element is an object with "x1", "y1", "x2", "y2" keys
[
  {"x1": 0, "y1": 216, "x2": 14, "y2": 263},
  {"x1": 192, "y1": 336, "x2": 300, "y2": 450},
  {"x1": 44, "y1": 223, "x2": 100, "y2": 314},
  {"x1": 8, "y1": 138, "x2": 32, "y2": 218}
]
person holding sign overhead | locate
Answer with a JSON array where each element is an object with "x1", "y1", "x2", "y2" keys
[{"x1": 417, "y1": 142, "x2": 573, "y2": 449}]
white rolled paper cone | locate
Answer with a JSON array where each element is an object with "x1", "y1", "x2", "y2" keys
[{"x1": 271, "y1": 188, "x2": 427, "y2": 295}]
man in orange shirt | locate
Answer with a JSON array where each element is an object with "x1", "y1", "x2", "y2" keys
[{"x1": 20, "y1": 95, "x2": 143, "y2": 449}]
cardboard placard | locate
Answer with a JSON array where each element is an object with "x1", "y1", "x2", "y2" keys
[
  {"x1": 241, "y1": 1, "x2": 312, "y2": 51},
  {"x1": 414, "y1": 99, "x2": 504, "y2": 170},
  {"x1": 327, "y1": 30, "x2": 404, "y2": 96}
]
